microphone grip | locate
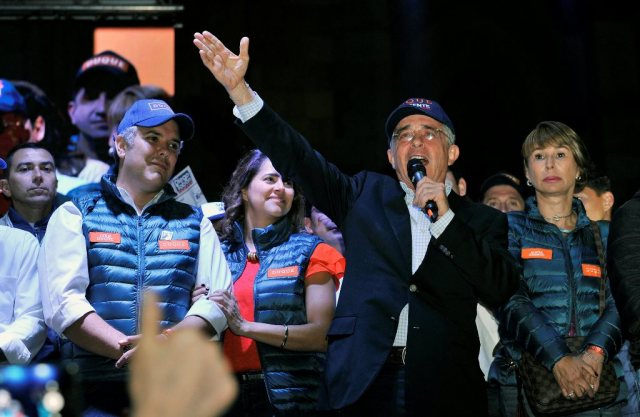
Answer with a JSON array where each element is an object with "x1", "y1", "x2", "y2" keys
[{"x1": 425, "y1": 200, "x2": 438, "y2": 222}]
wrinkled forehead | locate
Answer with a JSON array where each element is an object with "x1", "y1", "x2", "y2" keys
[{"x1": 394, "y1": 114, "x2": 442, "y2": 131}]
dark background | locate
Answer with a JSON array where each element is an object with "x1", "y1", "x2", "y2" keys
[{"x1": 2, "y1": 0, "x2": 640, "y2": 207}]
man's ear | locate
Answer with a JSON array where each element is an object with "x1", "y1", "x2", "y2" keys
[
  {"x1": 457, "y1": 177, "x2": 468, "y2": 197},
  {"x1": 602, "y1": 191, "x2": 615, "y2": 212},
  {"x1": 114, "y1": 135, "x2": 128, "y2": 159},
  {"x1": 0, "y1": 179, "x2": 11, "y2": 198},
  {"x1": 303, "y1": 217, "x2": 314, "y2": 234},
  {"x1": 387, "y1": 148, "x2": 396, "y2": 170},
  {"x1": 67, "y1": 101, "x2": 76, "y2": 124},
  {"x1": 447, "y1": 144, "x2": 460, "y2": 166},
  {"x1": 32, "y1": 115, "x2": 46, "y2": 142}
]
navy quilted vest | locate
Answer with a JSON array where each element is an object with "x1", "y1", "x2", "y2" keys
[
  {"x1": 222, "y1": 219, "x2": 325, "y2": 414},
  {"x1": 61, "y1": 176, "x2": 202, "y2": 381}
]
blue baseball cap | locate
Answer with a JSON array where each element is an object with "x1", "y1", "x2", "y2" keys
[
  {"x1": 117, "y1": 99, "x2": 194, "y2": 141},
  {"x1": 385, "y1": 98, "x2": 454, "y2": 143},
  {"x1": 0, "y1": 157, "x2": 6, "y2": 170},
  {"x1": 0, "y1": 79, "x2": 27, "y2": 115}
]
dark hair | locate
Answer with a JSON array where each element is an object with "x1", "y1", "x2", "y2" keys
[
  {"x1": 3, "y1": 142, "x2": 54, "y2": 179},
  {"x1": 219, "y1": 149, "x2": 305, "y2": 242},
  {"x1": 575, "y1": 170, "x2": 612, "y2": 195},
  {"x1": 522, "y1": 121, "x2": 594, "y2": 190},
  {"x1": 11, "y1": 80, "x2": 71, "y2": 161}
]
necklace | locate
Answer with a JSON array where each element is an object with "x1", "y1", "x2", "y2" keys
[
  {"x1": 543, "y1": 210, "x2": 575, "y2": 222},
  {"x1": 247, "y1": 251, "x2": 259, "y2": 262}
]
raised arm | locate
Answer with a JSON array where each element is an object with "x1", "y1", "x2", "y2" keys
[{"x1": 193, "y1": 31, "x2": 253, "y2": 106}]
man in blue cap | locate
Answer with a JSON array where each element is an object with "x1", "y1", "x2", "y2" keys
[
  {"x1": 38, "y1": 99, "x2": 232, "y2": 416},
  {"x1": 195, "y1": 31, "x2": 519, "y2": 417}
]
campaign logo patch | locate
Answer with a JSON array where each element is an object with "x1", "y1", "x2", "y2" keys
[
  {"x1": 148, "y1": 101, "x2": 169, "y2": 111},
  {"x1": 89, "y1": 232, "x2": 121, "y2": 244},
  {"x1": 521, "y1": 248, "x2": 553, "y2": 260},
  {"x1": 267, "y1": 266, "x2": 300, "y2": 278}
]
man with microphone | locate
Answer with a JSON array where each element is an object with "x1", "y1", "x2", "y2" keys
[{"x1": 194, "y1": 31, "x2": 519, "y2": 417}]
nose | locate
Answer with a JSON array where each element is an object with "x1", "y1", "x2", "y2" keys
[
  {"x1": 410, "y1": 134, "x2": 426, "y2": 147},
  {"x1": 545, "y1": 155, "x2": 554, "y2": 169},
  {"x1": 95, "y1": 92, "x2": 108, "y2": 114},
  {"x1": 497, "y1": 201, "x2": 509, "y2": 213},
  {"x1": 273, "y1": 178, "x2": 285, "y2": 192},
  {"x1": 33, "y1": 167, "x2": 44, "y2": 184}
]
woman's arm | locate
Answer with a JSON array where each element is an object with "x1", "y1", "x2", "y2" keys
[{"x1": 209, "y1": 272, "x2": 336, "y2": 352}]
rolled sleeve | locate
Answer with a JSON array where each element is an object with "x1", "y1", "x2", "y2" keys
[
  {"x1": 185, "y1": 217, "x2": 232, "y2": 338},
  {"x1": 38, "y1": 202, "x2": 95, "y2": 335}
]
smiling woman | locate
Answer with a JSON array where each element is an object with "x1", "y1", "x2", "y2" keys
[{"x1": 206, "y1": 149, "x2": 345, "y2": 417}]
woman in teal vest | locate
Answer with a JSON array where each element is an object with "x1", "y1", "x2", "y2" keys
[
  {"x1": 488, "y1": 121, "x2": 625, "y2": 416},
  {"x1": 207, "y1": 149, "x2": 344, "y2": 417}
]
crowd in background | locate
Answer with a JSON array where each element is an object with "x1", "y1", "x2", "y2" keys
[{"x1": 0, "y1": 30, "x2": 640, "y2": 417}]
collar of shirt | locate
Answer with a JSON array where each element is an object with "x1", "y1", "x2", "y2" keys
[{"x1": 117, "y1": 186, "x2": 165, "y2": 216}]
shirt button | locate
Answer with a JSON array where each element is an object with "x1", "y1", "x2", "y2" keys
[{"x1": 409, "y1": 284, "x2": 417, "y2": 292}]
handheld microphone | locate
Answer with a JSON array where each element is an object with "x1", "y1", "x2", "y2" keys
[{"x1": 407, "y1": 159, "x2": 438, "y2": 222}]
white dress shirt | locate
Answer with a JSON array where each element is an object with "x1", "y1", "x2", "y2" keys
[
  {"x1": 0, "y1": 226, "x2": 46, "y2": 363},
  {"x1": 38, "y1": 194, "x2": 232, "y2": 340}
]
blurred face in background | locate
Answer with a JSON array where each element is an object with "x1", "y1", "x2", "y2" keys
[
  {"x1": 0, "y1": 112, "x2": 30, "y2": 157},
  {"x1": 482, "y1": 185, "x2": 525, "y2": 213}
]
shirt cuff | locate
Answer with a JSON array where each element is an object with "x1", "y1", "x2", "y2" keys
[
  {"x1": 185, "y1": 298, "x2": 227, "y2": 341},
  {"x1": 430, "y1": 209, "x2": 454, "y2": 238},
  {"x1": 232, "y1": 90, "x2": 264, "y2": 123},
  {"x1": 0, "y1": 334, "x2": 32, "y2": 364}
]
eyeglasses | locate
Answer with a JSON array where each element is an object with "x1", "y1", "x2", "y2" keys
[{"x1": 392, "y1": 126, "x2": 448, "y2": 144}]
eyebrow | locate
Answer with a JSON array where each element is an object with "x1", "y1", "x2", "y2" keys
[
  {"x1": 15, "y1": 161, "x2": 55, "y2": 168},
  {"x1": 144, "y1": 129, "x2": 181, "y2": 142}
]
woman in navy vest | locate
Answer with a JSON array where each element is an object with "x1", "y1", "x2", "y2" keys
[
  {"x1": 207, "y1": 149, "x2": 344, "y2": 417},
  {"x1": 488, "y1": 121, "x2": 625, "y2": 416}
]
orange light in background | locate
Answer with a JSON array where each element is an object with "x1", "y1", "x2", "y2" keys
[{"x1": 94, "y1": 27, "x2": 175, "y2": 96}]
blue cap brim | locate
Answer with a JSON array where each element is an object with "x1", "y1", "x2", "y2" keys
[{"x1": 135, "y1": 113, "x2": 195, "y2": 141}]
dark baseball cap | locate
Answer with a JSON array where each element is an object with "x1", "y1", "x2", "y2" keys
[
  {"x1": 73, "y1": 50, "x2": 140, "y2": 94},
  {"x1": 480, "y1": 172, "x2": 525, "y2": 198},
  {"x1": 385, "y1": 98, "x2": 454, "y2": 143},
  {"x1": 117, "y1": 99, "x2": 194, "y2": 141}
]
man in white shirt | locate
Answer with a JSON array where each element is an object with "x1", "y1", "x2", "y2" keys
[
  {"x1": 38, "y1": 99, "x2": 232, "y2": 416},
  {"x1": 0, "y1": 156, "x2": 46, "y2": 364}
]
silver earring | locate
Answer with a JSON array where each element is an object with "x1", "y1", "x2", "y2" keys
[
  {"x1": 526, "y1": 179, "x2": 532, "y2": 187},
  {"x1": 576, "y1": 175, "x2": 582, "y2": 181}
]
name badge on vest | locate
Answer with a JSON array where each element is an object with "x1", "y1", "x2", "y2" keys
[
  {"x1": 267, "y1": 266, "x2": 300, "y2": 278},
  {"x1": 521, "y1": 248, "x2": 553, "y2": 260},
  {"x1": 89, "y1": 231, "x2": 121, "y2": 244},
  {"x1": 158, "y1": 230, "x2": 190, "y2": 251},
  {"x1": 582, "y1": 264, "x2": 602, "y2": 278}
]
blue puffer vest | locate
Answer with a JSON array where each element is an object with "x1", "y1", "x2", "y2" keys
[
  {"x1": 222, "y1": 218, "x2": 325, "y2": 414},
  {"x1": 489, "y1": 197, "x2": 621, "y2": 386},
  {"x1": 61, "y1": 176, "x2": 202, "y2": 381}
]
